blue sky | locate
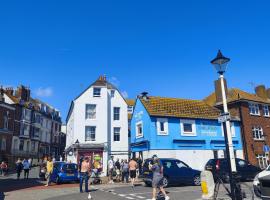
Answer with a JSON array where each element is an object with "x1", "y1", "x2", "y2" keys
[{"x1": 1, "y1": 1, "x2": 270, "y2": 120}]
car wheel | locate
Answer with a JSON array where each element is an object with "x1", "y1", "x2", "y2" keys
[
  {"x1": 162, "y1": 177, "x2": 169, "y2": 188},
  {"x1": 193, "y1": 175, "x2": 201, "y2": 186},
  {"x1": 56, "y1": 176, "x2": 61, "y2": 184},
  {"x1": 144, "y1": 182, "x2": 152, "y2": 187}
]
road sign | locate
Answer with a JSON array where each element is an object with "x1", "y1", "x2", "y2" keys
[
  {"x1": 218, "y1": 113, "x2": 231, "y2": 123},
  {"x1": 263, "y1": 145, "x2": 270, "y2": 153}
]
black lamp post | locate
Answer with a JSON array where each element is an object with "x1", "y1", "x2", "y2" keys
[{"x1": 211, "y1": 50, "x2": 241, "y2": 200}]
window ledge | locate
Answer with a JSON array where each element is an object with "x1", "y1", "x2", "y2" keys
[
  {"x1": 250, "y1": 114, "x2": 261, "y2": 116},
  {"x1": 136, "y1": 135, "x2": 144, "y2": 139},
  {"x1": 253, "y1": 139, "x2": 265, "y2": 141},
  {"x1": 157, "y1": 132, "x2": 169, "y2": 136},
  {"x1": 181, "y1": 132, "x2": 197, "y2": 137}
]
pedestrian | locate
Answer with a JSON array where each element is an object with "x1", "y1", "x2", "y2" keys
[
  {"x1": 137, "y1": 157, "x2": 143, "y2": 176},
  {"x1": 23, "y1": 159, "x2": 30, "y2": 179},
  {"x1": 45, "y1": 156, "x2": 53, "y2": 187},
  {"x1": 15, "y1": 158, "x2": 23, "y2": 180},
  {"x1": 149, "y1": 155, "x2": 170, "y2": 200},
  {"x1": 129, "y1": 157, "x2": 137, "y2": 188},
  {"x1": 28, "y1": 158, "x2": 32, "y2": 169},
  {"x1": 108, "y1": 156, "x2": 115, "y2": 184},
  {"x1": 121, "y1": 159, "x2": 129, "y2": 183},
  {"x1": 115, "y1": 158, "x2": 121, "y2": 182},
  {"x1": 0, "y1": 161, "x2": 8, "y2": 176},
  {"x1": 79, "y1": 157, "x2": 91, "y2": 194}
]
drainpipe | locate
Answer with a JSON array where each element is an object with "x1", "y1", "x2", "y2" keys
[{"x1": 238, "y1": 102, "x2": 249, "y2": 161}]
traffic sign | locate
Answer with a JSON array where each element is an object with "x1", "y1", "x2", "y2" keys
[
  {"x1": 218, "y1": 113, "x2": 231, "y2": 123},
  {"x1": 263, "y1": 145, "x2": 270, "y2": 153}
]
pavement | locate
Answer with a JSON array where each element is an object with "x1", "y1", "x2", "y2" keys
[{"x1": 0, "y1": 167, "x2": 260, "y2": 200}]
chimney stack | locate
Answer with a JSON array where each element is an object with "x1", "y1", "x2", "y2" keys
[
  {"x1": 99, "y1": 75, "x2": 106, "y2": 81},
  {"x1": 141, "y1": 92, "x2": 149, "y2": 101},
  {"x1": 0, "y1": 87, "x2": 4, "y2": 102},
  {"x1": 255, "y1": 85, "x2": 267, "y2": 99},
  {"x1": 5, "y1": 87, "x2": 14, "y2": 96},
  {"x1": 16, "y1": 85, "x2": 31, "y2": 102},
  {"x1": 214, "y1": 78, "x2": 228, "y2": 103},
  {"x1": 266, "y1": 88, "x2": 270, "y2": 99}
]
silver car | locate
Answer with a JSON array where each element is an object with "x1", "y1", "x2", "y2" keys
[{"x1": 253, "y1": 165, "x2": 270, "y2": 199}]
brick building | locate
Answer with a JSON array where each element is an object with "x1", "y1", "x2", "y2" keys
[
  {"x1": 0, "y1": 88, "x2": 15, "y2": 165},
  {"x1": 0, "y1": 85, "x2": 62, "y2": 166},
  {"x1": 205, "y1": 81, "x2": 270, "y2": 169}
]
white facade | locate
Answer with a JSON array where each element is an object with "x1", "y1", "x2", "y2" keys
[
  {"x1": 134, "y1": 150, "x2": 244, "y2": 171},
  {"x1": 66, "y1": 76, "x2": 129, "y2": 175}
]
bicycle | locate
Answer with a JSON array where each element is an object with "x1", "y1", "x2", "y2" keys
[{"x1": 213, "y1": 174, "x2": 254, "y2": 200}]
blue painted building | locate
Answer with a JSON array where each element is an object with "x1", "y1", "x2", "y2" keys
[{"x1": 130, "y1": 94, "x2": 243, "y2": 170}]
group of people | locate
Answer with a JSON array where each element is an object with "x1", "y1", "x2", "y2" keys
[
  {"x1": 0, "y1": 161, "x2": 8, "y2": 176},
  {"x1": 107, "y1": 157, "x2": 143, "y2": 185},
  {"x1": 15, "y1": 158, "x2": 32, "y2": 179}
]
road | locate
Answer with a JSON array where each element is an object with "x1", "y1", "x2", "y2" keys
[{"x1": 0, "y1": 167, "x2": 260, "y2": 200}]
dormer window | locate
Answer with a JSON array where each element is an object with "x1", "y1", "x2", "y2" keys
[
  {"x1": 128, "y1": 106, "x2": 133, "y2": 113},
  {"x1": 249, "y1": 103, "x2": 260, "y2": 116},
  {"x1": 93, "y1": 88, "x2": 101, "y2": 97}
]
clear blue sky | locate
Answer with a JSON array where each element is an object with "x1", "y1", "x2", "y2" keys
[{"x1": 1, "y1": 1, "x2": 270, "y2": 120}]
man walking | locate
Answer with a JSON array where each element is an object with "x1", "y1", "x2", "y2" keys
[
  {"x1": 129, "y1": 158, "x2": 137, "y2": 188},
  {"x1": 45, "y1": 156, "x2": 53, "y2": 187},
  {"x1": 15, "y1": 158, "x2": 23, "y2": 180},
  {"x1": 79, "y1": 157, "x2": 91, "y2": 194},
  {"x1": 23, "y1": 159, "x2": 30, "y2": 179}
]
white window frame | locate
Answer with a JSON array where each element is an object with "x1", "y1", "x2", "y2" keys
[
  {"x1": 249, "y1": 103, "x2": 260, "y2": 116},
  {"x1": 221, "y1": 122, "x2": 236, "y2": 137},
  {"x1": 128, "y1": 106, "x2": 133, "y2": 114},
  {"x1": 1, "y1": 138, "x2": 6, "y2": 151},
  {"x1": 85, "y1": 126, "x2": 96, "y2": 141},
  {"x1": 113, "y1": 127, "x2": 121, "y2": 142},
  {"x1": 252, "y1": 126, "x2": 264, "y2": 140},
  {"x1": 93, "y1": 87, "x2": 101, "y2": 97},
  {"x1": 136, "y1": 121, "x2": 143, "y2": 138},
  {"x1": 263, "y1": 105, "x2": 270, "y2": 117},
  {"x1": 156, "y1": 118, "x2": 169, "y2": 135},
  {"x1": 85, "y1": 104, "x2": 96, "y2": 119},
  {"x1": 180, "y1": 119, "x2": 196, "y2": 136},
  {"x1": 256, "y1": 154, "x2": 269, "y2": 169},
  {"x1": 113, "y1": 107, "x2": 120, "y2": 121}
]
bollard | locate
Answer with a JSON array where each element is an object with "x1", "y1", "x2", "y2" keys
[{"x1": 201, "y1": 170, "x2": 215, "y2": 200}]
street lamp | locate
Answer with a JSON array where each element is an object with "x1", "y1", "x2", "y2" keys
[{"x1": 211, "y1": 50, "x2": 240, "y2": 200}]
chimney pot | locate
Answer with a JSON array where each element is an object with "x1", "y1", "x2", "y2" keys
[{"x1": 255, "y1": 85, "x2": 267, "y2": 99}]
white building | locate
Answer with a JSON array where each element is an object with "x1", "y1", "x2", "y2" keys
[{"x1": 66, "y1": 75, "x2": 129, "y2": 175}]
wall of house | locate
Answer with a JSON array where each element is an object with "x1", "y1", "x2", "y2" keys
[
  {"x1": 131, "y1": 99, "x2": 244, "y2": 170},
  {"x1": 109, "y1": 89, "x2": 129, "y2": 157},
  {"x1": 74, "y1": 86, "x2": 108, "y2": 145},
  {"x1": 237, "y1": 101, "x2": 270, "y2": 167}
]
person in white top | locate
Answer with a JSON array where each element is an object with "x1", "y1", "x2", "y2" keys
[{"x1": 108, "y1": 156, "x2": 115, "y2": 184}]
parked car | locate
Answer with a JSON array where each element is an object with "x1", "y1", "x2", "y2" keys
[
  {"x1": 205, "y1": 158, "x2": 261, "y2": 182},
  {"x1": 50, "y1": 162, "x2": 79, "y2": 184},
  {"x1": 142, "y1": 158, "x2": 201, "y2": 187},
  {"x1": 253, "y1": 165, "x2": 270, "y2": 198}
]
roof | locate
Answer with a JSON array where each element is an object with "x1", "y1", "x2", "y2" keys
[
  {"x1": 126, "y1": 99, "x2": 135, "y2": 106},
  {"x1": 204, "y1": 88, "x2": 270, "y2": 106},
  {"x1": 139, "y1": 96, "x2": 222, "y2": 120}
]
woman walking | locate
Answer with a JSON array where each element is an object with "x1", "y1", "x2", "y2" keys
[
  {"x1": 150, "y1": 155, "x2": 170, "y2": 200},
  {"x1": 15, "y1": 158, "x2": 23, "y2": 180}
]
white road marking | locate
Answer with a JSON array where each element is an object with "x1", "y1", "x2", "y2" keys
[{"x1": 125, "y1": 197, "x2": 134, "y2": 199}]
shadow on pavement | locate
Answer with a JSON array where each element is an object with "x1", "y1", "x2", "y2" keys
[{"x1": 0, "y1": 178, "x2": 44, "y2": 192}]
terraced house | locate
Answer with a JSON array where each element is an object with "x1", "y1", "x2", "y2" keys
[
  {"x1": 1, "y1": 85, "x2": 62, "y2": 166},
  {"x1": 130, "y1": 93, "x2": 243, "y2": 171},
  {"x1": 205, "y1": 81, "x2": 270, "y2": 169}
]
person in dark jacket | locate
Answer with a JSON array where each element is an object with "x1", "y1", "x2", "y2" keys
[{"x1": 16, "y1": 158, "x2": 23, "y2": 180}]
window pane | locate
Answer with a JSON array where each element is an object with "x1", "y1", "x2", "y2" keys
[
  {"x1": 113, "y1": 127, "x2": 120, "y2": 141},
  {"x1": 85, "y1": 126, "x2": 96, "y2": 141},
  {"x1": 160, "y1": 122, "x2": 165, "y2": 132},
  {"x1": 93, "y1": 88, "x2": 101, "y2": 97},
  {"x1": 85, "y1": 104, "x2": 96, "y2": 119},
  {"x1": 114, "y1": 107, "x2": 120, "y2": 120},
  {"x1": 183, "y1": 123, "x2": 193, "y2": 132}
]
